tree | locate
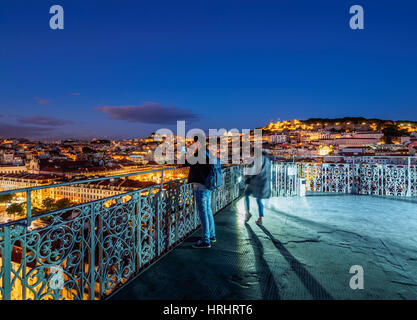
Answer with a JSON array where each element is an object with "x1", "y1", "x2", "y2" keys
[
  {"x1": 41, "y1": 197, "x2": 73, "y2": 212},
  {"x1": 6, "y1": 203, "x2": 25, "y2": 220},
  {"x1": 0, "y1": 194, "x2": 13, "y2": 203},
  {"x1": 42, "y1": 197, "x2": 56, "y2": 212},
  {"x1": 382, "y1": 126, "x2": 408, "y2": 144},
  {"x1": 82, "y1": 146, "x2": 94, "y2": 154},
  {"x1": 55, "y1": 198, "x2": 72, "y2": 210}
]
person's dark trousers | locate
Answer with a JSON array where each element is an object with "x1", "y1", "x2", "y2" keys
[{"x1": 194, "y1": 183, "x2": 216, "y2": 244}]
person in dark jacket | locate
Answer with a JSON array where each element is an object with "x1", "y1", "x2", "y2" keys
[
  {"x1": 244, "y1": 151, "x2": 271, "y2": 225},
  {"x1": 186, "y1": 135, "x2": 216, "y2": 248}
]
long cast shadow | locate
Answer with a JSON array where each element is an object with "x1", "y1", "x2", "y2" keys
[
  {"x1": 245, "y1": 223, "x2": 281, "y2": 300},
  {"x1": 256, "y1": 224, "x2": 333, "y2": 300}
]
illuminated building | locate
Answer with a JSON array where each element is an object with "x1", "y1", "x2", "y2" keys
[
  {"x1": 0, "y1": 165, "x2": 27, "y2": 174},
  {"x1": 0, "y1": 173, "x2": 61, "y2": 207}
]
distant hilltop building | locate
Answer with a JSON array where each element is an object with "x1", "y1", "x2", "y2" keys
[
  {"x1": 261, "y1": 117, "x2": 417, "y2": 134},
  {"x1": 262, "y1": 119, "x2": 314, "y2": 132}
]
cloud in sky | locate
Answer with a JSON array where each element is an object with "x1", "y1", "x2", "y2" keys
[
  {"x1": 17, "y1": 116, "x2": 73, "y2": 126},
  {"x1": 95, "y1": 102, "x2": 199, "y2": 124},
  {"x1": 34, "y1": 98, "x2": 50, "y2": 105},
  {"x1": 0, "y1": 122, "x2": 54, "y2": 138},
  {"x1": 71, "y1": 92, "x2": 81, "y2": 96}
]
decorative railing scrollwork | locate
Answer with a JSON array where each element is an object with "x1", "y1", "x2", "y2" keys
[
  {"x1": 0, "y1": 167, "x2": 241, "y2": 300},
  {"x1": 271, "y1": 160, "x2": 417, "y2": 197}
]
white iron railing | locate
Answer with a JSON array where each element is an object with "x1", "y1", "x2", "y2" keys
[{"x1": 271, "y1": 156, "x2": 417, "y2": 197}]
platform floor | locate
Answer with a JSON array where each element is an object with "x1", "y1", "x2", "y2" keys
[{"x1": 112, "y1": 195, "x2": 417, "y2": 300}]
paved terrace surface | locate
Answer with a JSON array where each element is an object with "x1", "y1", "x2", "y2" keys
[{"x1": 112, "y1": 195, "x2": 417, "y2": 300}]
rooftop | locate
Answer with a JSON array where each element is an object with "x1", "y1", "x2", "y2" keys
[{"x1": 0, "y1": 173, "x2": 60, "y2": 180}]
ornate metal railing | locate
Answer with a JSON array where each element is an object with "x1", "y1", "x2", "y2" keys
[
  {"x1": 0, "y1": 166, "x2": 242, "y2": 300},
  {"x1": 271, "y1": 162, "x2": 298, "y2": 196},
  {"x1": 271, "y1": 157, "x2": 417, "y2": 197}
]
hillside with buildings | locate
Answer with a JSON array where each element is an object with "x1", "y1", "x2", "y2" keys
[
  {"x1": 1, "y1": 117, "x2": 417, "y2": 223},
  {"x1": 261, "y1": 117, "x2": 417, "y2": 160}
]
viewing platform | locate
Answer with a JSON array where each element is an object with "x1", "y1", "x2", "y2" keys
[{"x1": 113, "y1": 195, "x2": 417, "y2": 300}]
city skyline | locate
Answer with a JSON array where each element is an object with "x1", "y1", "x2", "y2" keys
[
  {"x1": 2, "y1": 0, "x2": 417, "y2": 304},
  {"x1": 1, "y1": 116, "x2": 417, "y2": 142},
  {"x1": 1, "y1": 0, "x2": 417, "y2": 139}
]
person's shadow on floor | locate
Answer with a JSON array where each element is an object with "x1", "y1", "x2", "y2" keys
[
  {"x1": 256, "y1": 223, "x2": 333, "y2": 300},
  {"x1": 245, "y1": 223, "x2": 281, "y2": 300}
]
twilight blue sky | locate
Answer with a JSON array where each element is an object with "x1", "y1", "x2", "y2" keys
[{"x1": 0, "y1": 0, "x2": 417, "y2": 139}]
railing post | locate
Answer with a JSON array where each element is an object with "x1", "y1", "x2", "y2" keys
[
  {"x1": 193, "y1": 192, "x2": 198, "y2": 229},
  {"x1": 295, "y1": 162, "x2": 299, "y2": 196},
  {"x1": 351, "y1": 159, "x2": 357, "y2": 194},
  {"x1": 2, "y1": 226, "x2": 12, "y2": 300},
  {"x1": 406, "y1": 157, "x2": 412, "y2": 197},
  {"x1": 283, "y1": 163, "x2": 286, "y2": 196},
  {"x1": 26, "y1": 190, "x2": 32, "y2": 226},
  {"x1": 89, "y1": 203, "x2": 96, "y2": 300},
  {"x1": 136, "y1": 192, "x2": 142, "y2": 270},
  {"x1": 156, "y1": 171, "x2": 164, "y2": 255}
]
